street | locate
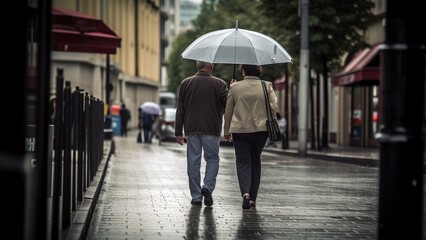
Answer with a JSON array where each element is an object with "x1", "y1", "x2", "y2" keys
[{"x1": 85, "y1": 132, "x2": 385, "y2": 239}]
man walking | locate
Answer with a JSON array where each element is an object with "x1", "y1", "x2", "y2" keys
[
  {"x1": 175, "y1": 61, "x2": 228, "y2": 206},
  {"x1": 119, "y1": 103, "x2": 131, "y2": 137},
  {"x1": 140, "y1": 110, "x2": 157, "y2": 143}
]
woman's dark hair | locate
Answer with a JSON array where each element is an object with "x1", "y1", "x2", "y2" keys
[{"x1": 241, "y1": 64, "x2": 262, "y2": 77}]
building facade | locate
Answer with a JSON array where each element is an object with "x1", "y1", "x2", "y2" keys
[
  {"x1": 160, "y1": 0, "x2": 178, "y2": 91},
  {"x1": 178, "y1": 0, "x2": 201, "y2": 33},
  {"x1": 53, "y1": 0, "x2": 162, "y2": 129}
]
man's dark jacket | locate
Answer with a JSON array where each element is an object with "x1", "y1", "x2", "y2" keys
[{"x1": 175, "y1": 71, "x2": 228, "y2": 137}]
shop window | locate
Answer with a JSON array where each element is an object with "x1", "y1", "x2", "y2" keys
[{"x1": 351, "y1": 87, "x2": 363, "y2": 140}]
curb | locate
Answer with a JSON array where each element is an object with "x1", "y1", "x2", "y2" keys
[
  {"x1": 264, "y1": 147, "x2": 426, "y2": 174},
  {"x1": 64, "y1": 139, "x2": 115, "y2": 240},
  {"x1": 263, "y1": 148, "x2": 379, "y2": 168}
]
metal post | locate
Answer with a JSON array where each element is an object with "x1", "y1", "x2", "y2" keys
[
  {"x1": 106, "y1": 55, "x2": 111, "y2": 115},
  {"x1": 298, "y1": 0, "x2": 309, "y2": 157},
  {"x1": 71, "y1": 87, "x2": 78, "y2": 210},
  {"x1": 52, "y1": 68, "x2": 64, "y2": 240},
  {"x1": 316, "y1": 71, "x2": 321, "y2": 151},
  {"x1": 309, "y1": 76, "x2": 316, "y2": 149},
  {"x1": 283, "y1": 64, "x2": 289, "y2": 149},
  {"x1": 34, "y1": 0, "x2": 51, "y2": 239},
  {"x1": 377, "y1": 1, "x2": 425, "y2": 239},
  {"x1": 321, "y1": 55, "x2": 330, "y2": 148},
  {"x1": 62, "y1": 81, "x2": 72, "y2": 228},
  {"x1": 90, "y1": 96, "x2": 96, "y2": 181},
  {"x1": 84, "y1": 93, "x2": 90, "y2": 189},
  {"x1": 77, "y1": 90, "x2": 84, "y2": 201}
]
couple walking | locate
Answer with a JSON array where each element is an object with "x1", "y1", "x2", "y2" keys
[{"x1": 175, "y1": 61, "x2": 278, "y2": 209}]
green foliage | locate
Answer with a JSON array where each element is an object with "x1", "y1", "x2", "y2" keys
[
  {"x1": 260, "y1": 0, "x2": 375, "y2": 78},
  {"x1": 167, "y1": 0, "x2": 374, "y2": 91},
  {"x1": 167, "y1": 31, "x2": 198, "y2": 93},
  {"x1": 167, "y1": 0, "x2": 285, "y2": 93}
]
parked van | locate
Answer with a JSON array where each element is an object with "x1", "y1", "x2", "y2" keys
[{"x1": 159, "y1": 92, "x2": 176, "y2": 109}]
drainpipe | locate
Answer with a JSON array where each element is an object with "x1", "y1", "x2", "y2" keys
[{"x1": 135, "y1": 0, "x2": 139, "y2": 76}]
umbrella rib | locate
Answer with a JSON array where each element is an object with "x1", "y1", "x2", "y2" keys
[
  {"x1": 239, "y1": 30, "x2": 259, "y2": 64},
  {"x1": 234, "y1": 31, "x2": 237, "y2": 64},
  {"x1": 211, "y1": 30, "x2": 236, "y2": 63}
]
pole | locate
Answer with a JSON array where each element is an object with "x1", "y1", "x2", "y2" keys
[
  {"x1": 298, "y1": 0, "x2": 309, "y2": 157},
  {"x1": 106, "y1": 54, "x2": 111, "y2": 113},
  {"x1": 283, "y1": 64, "x2": 289, "y2": 149},
  {"x1": 377, "y1": 1, "x2": 425, "y2": 239},
  {"x1": 34, "y1": 0, "x2": 51, "y2": 239},
  {"x1": 316, "y1": 70, "x2": 321, "y2": 151}
]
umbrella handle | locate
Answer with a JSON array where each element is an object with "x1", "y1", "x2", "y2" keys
[{"x1": 233, "y1": 64, "x2": 236, "y2": 80}]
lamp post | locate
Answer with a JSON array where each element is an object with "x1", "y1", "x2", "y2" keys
[
  {"x1": 298, "y1": 0, "x2": 309, "y2": 157},
  {"x1": 377, "y1": 1, "x2": 425, "y2": 239}
]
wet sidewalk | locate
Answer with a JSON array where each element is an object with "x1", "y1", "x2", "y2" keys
[
  {"x1": 263, "y1": 140, "x2": 380, "y2": 168},
  {"x1": 82, "y1": 133, "x2": 381, "y2": 239}
]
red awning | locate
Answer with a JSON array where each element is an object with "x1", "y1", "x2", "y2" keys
[
  {"x1": 52, "y1": 7, "x2": 121, "y2": 54},
  {"x1": 331, "y1": 43, "x2": 381, "y2": 86}
]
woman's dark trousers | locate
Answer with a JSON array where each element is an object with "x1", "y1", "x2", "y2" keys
[{"x1": 232, "y1": 131, "x2": 268, "y2": 202}]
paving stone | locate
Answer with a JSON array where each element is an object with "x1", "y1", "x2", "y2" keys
[{"x1": 84, "y1": 133, "x2": 425, "y2": 239}]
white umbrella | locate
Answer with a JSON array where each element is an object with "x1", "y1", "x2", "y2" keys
[
  {"x1": 140, "y1": 101, "x2": 161, "y2": 115},
  {"x1": 181, "y1": 20, "x2": 292, "y2": 65}
]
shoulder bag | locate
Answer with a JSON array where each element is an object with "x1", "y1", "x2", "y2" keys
[{"x1": 261, "y1": 81, "x2": 282, "y2": 141}]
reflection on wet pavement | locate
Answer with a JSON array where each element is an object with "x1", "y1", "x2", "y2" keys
[{"x1": 86, "y1": 136, "x2": 396, "y2": 239}]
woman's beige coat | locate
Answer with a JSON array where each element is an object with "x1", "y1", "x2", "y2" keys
[{"x1": 224, "y1": 76, "x2": 278, "y2": 134}]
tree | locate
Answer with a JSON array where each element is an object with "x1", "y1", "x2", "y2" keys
[
  {"x1": 167, "y1": 0, "x2": 219, "y2": 94},
  {"x1": 167, "y1": 31, "x2": 198, "y2": 94},
  {"x1": 167, "y1": 0, "x2": 287, "y2": 94},
  {"x1": 261, "y1": 0, "x2": 375, "y2": 147}
]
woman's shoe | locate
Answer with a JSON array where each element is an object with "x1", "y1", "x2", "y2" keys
[
  {"x1": 242, "y1": 194, "x2": 250, "y2": 209},
  {"x1": 249, "y1": 200, "x2": 256, "y2": 208}
]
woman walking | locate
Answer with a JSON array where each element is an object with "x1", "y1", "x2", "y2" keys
[{"x1": 224, "y1": 64, "x2": 278, "y2": 209}]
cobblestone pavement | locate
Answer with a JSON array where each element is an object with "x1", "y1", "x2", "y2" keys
[{"x1": 87, "y1": 134, "x2": 381, "y2": 239}]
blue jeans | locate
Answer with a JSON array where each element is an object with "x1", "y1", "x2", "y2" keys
[
  {"x1": 186, "y1": 134, "x2": 220, "y2": 202},
  {"x1": 143, "y1": 124, "x2": 153, "y2": 143}
]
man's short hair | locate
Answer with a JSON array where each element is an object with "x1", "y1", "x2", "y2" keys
[
  {"x1": 196, "y1": 61, "x2": 213, "y2": 70},
  {"x1": 241, "y1": 64, "x2": 262, "y2": 77}
]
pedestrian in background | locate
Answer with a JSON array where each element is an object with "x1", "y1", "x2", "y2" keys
[
  {"x1": 224, "y1": 64, "x2": 278, "y2": 209},
  {"x1": 175, "y1": 61, "x2": 228, "y2": 207},
  {"x1": 119, "y1": 103, "x2": 131, "y2": 137},
  {"x1": 140, "y1": 110, "x2": 156, "y2": 143},
  {"x1": 137, "y1": 109, "x2": 143, "y2": 143}
]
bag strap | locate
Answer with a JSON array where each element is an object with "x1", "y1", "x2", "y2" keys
[{"x1": 261, "y1": 81, "x2": 274, "y2": 120}]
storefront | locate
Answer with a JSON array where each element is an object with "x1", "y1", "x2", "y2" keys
[{"x1": 332, "y1": 43, "x2": 381, "y2": 147}]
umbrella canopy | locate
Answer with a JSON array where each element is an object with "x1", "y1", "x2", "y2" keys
[
  {"x1": 140, "y1": 101, "x2": 161, "y2": 115},
  {"x1": 181, "y1": 21, "x2": 292, "y2": 65}
]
